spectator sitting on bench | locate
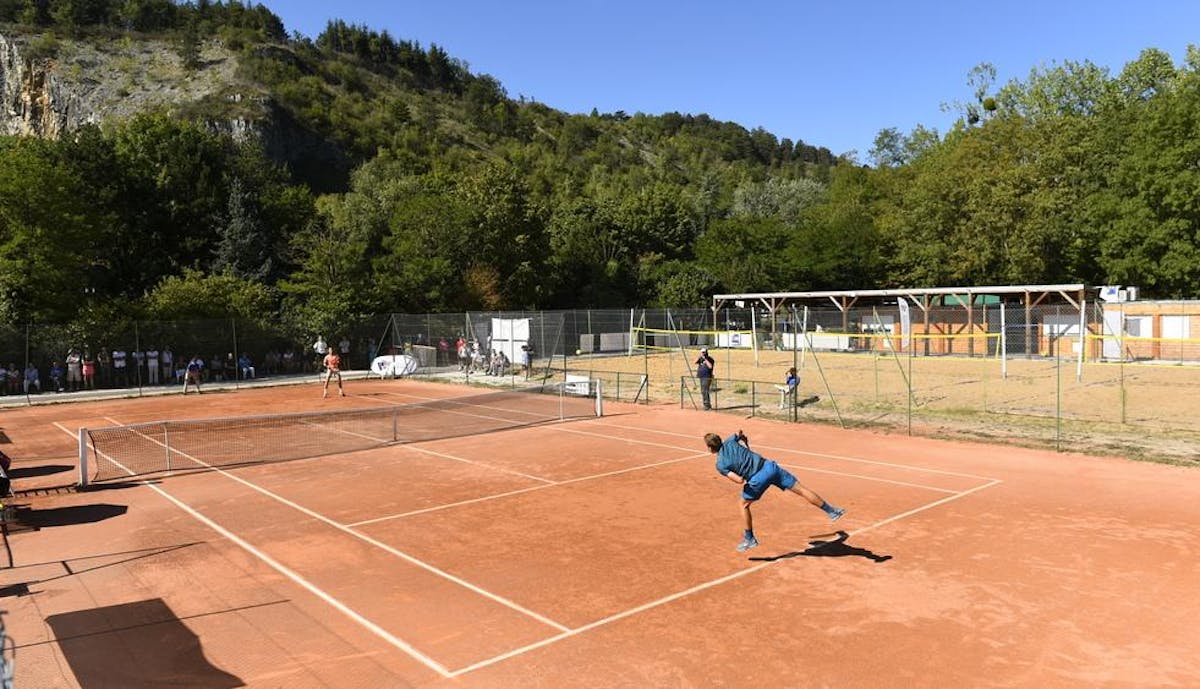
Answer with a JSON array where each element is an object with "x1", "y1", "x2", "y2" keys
[
  {"x1": 775, "y1": 367, "x2": 799, "y2": 409},
  {"x1": 23, "y1": 363, "x2": 40, "y2": 394}
]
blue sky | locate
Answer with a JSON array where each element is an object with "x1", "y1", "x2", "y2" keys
[{"x1": 265, "y1": 1, "x2": 1200, "y2": 161}]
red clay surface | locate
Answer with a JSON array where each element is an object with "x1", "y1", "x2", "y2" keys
[{"x1": 2, "y1": 378, "x2": 1199, "y2": 688}]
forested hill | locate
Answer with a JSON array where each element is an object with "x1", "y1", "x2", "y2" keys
[
  {"x1": 0, "y1": 1, "x2": 838, "y2": 337},
  {"x1": 2, "y1": 2, "x2": 1200, "y2": 344}
]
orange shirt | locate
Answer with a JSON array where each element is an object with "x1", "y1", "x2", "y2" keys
[{"x1": 324, "y1": 352, "x2": 341, "y2": 371}]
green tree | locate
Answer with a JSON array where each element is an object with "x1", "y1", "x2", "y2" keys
[
  {"x1": 545, "y1": 194, "x2": 631, "y2": 307},
  {"x1": 142, "y1": 268, "x2": 276, "y2": 323},
  {"x1": 453, "y1": 163, "x2": 548, "y2": 308},
  {"x1": 694, "y1": 216, "x2": 793, "y2": 293},
  {"x1": 0, "y1": 137, "x2": 100, "y2": 322},
  {"x1": 278, "y1": 210, "x2": 370, "y2": 338},
  {"x1": 730, "y1": 177, "x2": 826, "y2": 224},
  {"x1": 1091, "y1": 70, "x2": 1200, "y2": 296},
  {"x1": 110, "y1": 113, "x2": 230, "y2": 290},
  {"x1": 213, "y1": 177, "x2": 271, "y2": 281},
  {"x1": 373, "y1": 188, "x2": 472, "y2": 311},
  {"x1": 644, "y1": 260, "x2": 715, "y2": 307}
]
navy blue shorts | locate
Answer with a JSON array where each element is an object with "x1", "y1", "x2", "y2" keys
[{"x1": 741, "y1": 461, "x2": 797, "y2": 501}]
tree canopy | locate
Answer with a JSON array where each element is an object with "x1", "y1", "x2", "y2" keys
[{"x1": 1, "y1": 8, "x2": 1199, "y2": 344}]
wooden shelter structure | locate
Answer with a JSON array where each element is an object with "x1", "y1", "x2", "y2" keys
[{"x1": 712, "y1": 284, "x2": 1088, "y2": 356}]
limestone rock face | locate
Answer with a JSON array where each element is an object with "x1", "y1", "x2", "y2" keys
[
  {"x1": 0, "y1": 32, "x2": 96, "y2": 137},
  {"x1": 0, "y1": 30, "x2": 347, "y2": 180}
]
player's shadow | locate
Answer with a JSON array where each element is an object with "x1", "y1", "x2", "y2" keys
[
  {"x1": 11, "y1": 503, "x2": 128, "y2": 529},
  {"x1": 749, "y1": 531, "x2": 892, "y2": 563},
  {"x1": 10, "y1": 464, "x2": 74, "y2": 479}
]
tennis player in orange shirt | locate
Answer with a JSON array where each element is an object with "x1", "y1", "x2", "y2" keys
[{"x1": 322, "y1": 348, "x2": 345, "y2": 398}]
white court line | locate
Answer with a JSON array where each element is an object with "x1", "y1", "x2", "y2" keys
[
  {"x1": 289, "y1": 417, "x2": 558, "y2": 485},
  {"x1": 99, "y1": 416, "x2": 572, "y2": 635},
  {"x1": 73, "y1": 395, "x2": 1003, "y2": 677},
  {"x1": 591, "y1": 421, "x2": 1001, "y2": 482},
  {"x1": 374, "y1": 391, "x2": 969, "y2": 487},
  {"x1": 550, "y1": 426, "x2": 969, "y2": 493},
  {"x1": 846, "y1": 478, "x2": 1003, "y2": 538},
  {"x1": 448, "y1": 476, "x2": 1004, "y2": 677},
  {"x1": 57, "y1": 422, "x2": 454, "y2": 679},
  {"x1": 403, "y1": 444, "x2": 556, "y2": 484},
  {"x1": 371, "y1": 389, "x2": 999, "y2": 483},
  {"x1": 348, "y1": 452, "x2": 709, "y2": 527},
  {"x1": 353, "y1": 393, "x2": 960, "y2": 526},
  {"x1": 776, "y1": 462, "x2": 960, "y2": 494}
]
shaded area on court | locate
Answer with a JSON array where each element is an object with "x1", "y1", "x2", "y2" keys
[{"x1": 46, "y1": 598, "x2": 244, "y2": 689}]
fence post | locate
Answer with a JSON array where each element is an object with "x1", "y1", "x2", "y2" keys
[
  {"x1": 135, "y1": 322, "x2": 143, "y2": 396},
  {"x1": 1055, "y1": 306, "x2": 1062, "y2": 451},
  {"x1": 231, "y1": 318, "x2": 240, "y2": 390}
]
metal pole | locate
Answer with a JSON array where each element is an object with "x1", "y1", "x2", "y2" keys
[
  {"x1": 1000, "y1": 302, "x2": 1008, "y2": 379},
  {"x1": 135, "y1": 322, "x2": 143, "y2": 396},
  {"x1": 24, "y1": 323, "x2": 30, "y2": 405},
  {"x1": 792, "y1": 306, "x2": 799, "y2": 423},
  {"x1": 908, "y1": 333, "x2": 913, "y2": 436},
  {"x1": 1076, "y1": 298, "x2": 1086, "y2": 382},
  {"x1": 800, "y1": 306, "x2": 809, "y2": 372},
  {"x1": 751, "y1": 307, "x2": 759, "y2": 368},
  {"x1": 231, "y1": 318, "x2": 240, "y2": 390},
  {"x1": 1055, "y1": 306, "x2": 1062, "y2": 451}
]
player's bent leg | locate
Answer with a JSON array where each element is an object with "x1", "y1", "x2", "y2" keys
[
  {"x1": 780, "y1": 466, "x2": 844, "y2": 520},
  {"x1": 787, "y1": 482, "x2": 827, "y2": 509}
]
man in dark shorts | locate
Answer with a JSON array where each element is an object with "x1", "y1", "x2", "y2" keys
[
  {"x1": 695, "y1": 347, "x2": 715, "y2": 410},
  {"x1": 706, "y1": 429, "x2": 845, "y2": 552}
]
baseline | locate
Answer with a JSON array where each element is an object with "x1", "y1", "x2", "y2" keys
[
  {"x1": 591, "y1": 421, "x2": 1002, "y2": 483},
  {"x1": 96, "y1": 416, "x2": 571, "y2": 634},
  {"x1": 53, "y1": 421, "x2": 455, "y2": 679},
  {"x1": 446, "y1": 476, "x2": 1004, "y2": 677}
]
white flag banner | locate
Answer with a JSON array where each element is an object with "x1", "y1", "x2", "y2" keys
[{"x1": 898, "y1": 299, "x2": 911, "y2": 352}]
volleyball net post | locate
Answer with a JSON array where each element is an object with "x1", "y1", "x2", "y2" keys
[{"x1": 791, "y1": 305, "x2": 845, "y2": 428}]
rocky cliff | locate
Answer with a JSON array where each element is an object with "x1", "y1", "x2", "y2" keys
[
  {"x1": 0, "y1": 29, "x2": 348, "y2": 184},
  {"x1": 2, "y1": 30, "x2": 254, "y2": 137},
  {"x1": 0, "y1": 32, "x2": 92, "y2": 137}
]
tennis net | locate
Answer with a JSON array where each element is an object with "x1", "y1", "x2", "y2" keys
[{"x1": 78, "y1": 381, "x2": 602, "y2": 485}]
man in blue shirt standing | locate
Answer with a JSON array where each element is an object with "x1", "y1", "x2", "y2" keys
[
  {"x1": 706, "y1": 429, "x2": 845, "y2": 551},
  {"x1": 695, "y1": 347, "x2": 715, "y2": 410}
]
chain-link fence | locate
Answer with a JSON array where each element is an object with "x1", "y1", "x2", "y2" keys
[
  {"x1": 0, "y1": 316, "x2": 383, "y2": 397},
  {"x1": 669, "y1": 300, "x2": 1200, "y2": 462},
  {"x1": 3, "y1": 304, "x2": 1197, "y2": 461}
]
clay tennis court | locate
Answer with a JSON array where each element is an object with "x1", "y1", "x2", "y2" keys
[{"x1": 2, "y1": 377, "x2": 1198, "y2": 688}]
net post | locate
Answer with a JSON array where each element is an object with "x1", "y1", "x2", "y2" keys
[
  {"x1": 594, "y1": 378, "x2": 604, "y2": 417},
  {"x1": 163, "y1": 422, "x2": 171, "y2": 474},
  {"x1": 77, "y1": 427, "x2": 89, "y2": 488}
]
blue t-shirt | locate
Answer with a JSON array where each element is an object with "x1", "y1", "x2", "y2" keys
[
  {"x1": 715, "y1": 433, "x2": 765, "y2": 481},
  {"x1": 696, "y1": 353, "x2": 714, "y2": 378}
]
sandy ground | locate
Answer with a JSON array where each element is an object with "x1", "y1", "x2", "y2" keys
[{"x1": 554, "y1": 348, "x2": 1200, "y2": 465}]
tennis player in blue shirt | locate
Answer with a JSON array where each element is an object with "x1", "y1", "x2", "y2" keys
[{"x1": 706, "y1": 430, "x2": 844, "y2": 552}]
